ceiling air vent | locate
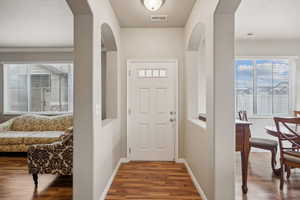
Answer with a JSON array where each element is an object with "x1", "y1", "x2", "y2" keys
[{"x1": 150, "y1": 15, "x2": 168, "y2": 22}]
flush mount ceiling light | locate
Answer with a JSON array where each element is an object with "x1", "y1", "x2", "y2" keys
[{"x1": 141, "y1": 0, "x2": 166, "y2": 11}]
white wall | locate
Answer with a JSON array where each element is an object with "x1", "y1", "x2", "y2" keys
[
  {"x1": 184, "y1": 1, "x2": 217, "y2": 199},
  {"x1": 186, "y1": 52, "x2": 200, "y2": 119},
  {"x1": 72, "y1": 13, "x2": 94, "y2": 200},
  {"x1": 184, "y1": 0, "x2": 240, "y2": 199},
  {"x1": 89, "y1": 1, "x2": 122, "y2": 200},
  {"x1": 67, "y1": 0, "x2": 123, "y2": 199},
  {"x1": 0, "y1": 50, "x2": 73, "y2": 62},
  {"x1": 106, "y1": 52, "x2": 118, "y2": 119},
  {"x1": 0, "y1": 64, "x2": 3, "y2": 117},
  {"x1": 236, "y1": 39, "x2": 300, "y2": 147},
  {"x1": 120, "y1": 28, "x2": 185, "y2": 157},
  {"x1": 186, "y1": 49, "x2": 206, "y2": 119}
]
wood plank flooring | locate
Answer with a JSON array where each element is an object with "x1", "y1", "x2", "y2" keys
[
  {"x1": 0, "y1": 155, "x2": 72, "y2": 200},
  {"x1": 106, "y1": 161, "x2": 202, "y2": 200},
  {"x1": 1, "y1": 153, "x2": 300, "y2": 200},
  {"x1": 236, "y1": 152, "x2": 300, "y2": 200}
]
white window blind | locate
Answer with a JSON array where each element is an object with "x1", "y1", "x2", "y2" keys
[
  {"x1": 4, "y1": 63, "x2": 73, "y2": 113},
  {"x1": 235, "y1": 59, "x2": 292, "y2": 116}
]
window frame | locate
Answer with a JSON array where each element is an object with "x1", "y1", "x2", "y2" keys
[
  {"x1": 2, "y1": 61, "x2": 74, "y2": 115},
  {"x1": 235, "y1": 56, "x2": 297, "y2": 118}
]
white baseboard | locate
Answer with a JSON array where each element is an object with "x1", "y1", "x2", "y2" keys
[
  {"x1": 176, "y1": 158, "x2": 185, "y2": 163},
  {"x1": 177, "y1": 159, "x2": 208, "y2": 200},
  {"x1": 99, "y1": 157, "x2": 127, "y2": 200},
  {"x1": 120, "y1": 157, "x2": 130, "y2": 163}
]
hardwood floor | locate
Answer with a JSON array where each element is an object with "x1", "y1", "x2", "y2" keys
[
  {"x1": 1, "y1": 153, "x2": 300, "y2": 200},
  {"x1": 106, "y1": 161, "x2": 202, "y2": 200},
  {"x1": 236, "y1": 152, "x2": 300, "y2": 200},
  {"x1": 0, "y1": 155, "x2": 72, "y2": 200}
]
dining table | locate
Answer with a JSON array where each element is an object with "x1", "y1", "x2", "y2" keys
[{"x1": 236, "y1": 119, "x2": 252, "y2": 193}]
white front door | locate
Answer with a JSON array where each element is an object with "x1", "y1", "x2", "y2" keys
[{"x1": 127, "y1": 60, "x2": 177, "y2": 161}]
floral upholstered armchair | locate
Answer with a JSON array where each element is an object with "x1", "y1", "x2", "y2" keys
[{"x1": 27, "y1": 127, "x2": 73, "y2": 186}]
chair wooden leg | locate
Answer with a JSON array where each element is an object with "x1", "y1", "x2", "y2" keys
[
  {"x1": 274, "y1": 146, "x2": 277, "y2": 165},
  {"x1": 286, "y1": 165, "x2": 291, "y2": 179},
  {"x1": 33, "y1": 174, "x2": 38, "y2": 187},
  {"x1": 270, "y1": 147, "x2": 282, "y2": 176},
  {"x1": 271, "y1": 148, "x2": 277, "y2": 174},
  {"x1": 280, "y1": 163, "x2": 285, "y2": 190}
]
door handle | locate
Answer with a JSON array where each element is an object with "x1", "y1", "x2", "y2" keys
[{"x1": 170, "y1": 118, "x2": 176, "y2": 122}]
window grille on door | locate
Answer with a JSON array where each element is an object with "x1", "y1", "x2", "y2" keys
[{"x1": 137, "y1": 69, "x2": 168, "y2": 78}]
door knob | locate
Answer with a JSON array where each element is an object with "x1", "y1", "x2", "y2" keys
[{"x1": 170, "y1": 118, "x2": 176, "y2": 122}]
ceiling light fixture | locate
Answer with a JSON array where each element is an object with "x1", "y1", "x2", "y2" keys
[{"x1": 141, "y1": 0, "x2": 166, "y2": 12}]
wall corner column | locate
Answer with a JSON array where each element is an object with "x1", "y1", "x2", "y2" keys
[
  {"x1": 73, "y1": 13, "x2": 94, "y2": 200},
  {"x1": 212, "y1": 0, "x2": 241, "y2": 199}
]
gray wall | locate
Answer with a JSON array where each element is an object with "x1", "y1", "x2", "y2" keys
[
  {"x1": 0, "y1": 64, "x2": 3, "y2": 121},
  {"x1": 101, "y1": 51, "x2": 107, "y2": 120},
  {"x1": 120, "y1": 28, "x2": 185, "y2": 158},
  {"x1": 0, "y1": 51, "x2": 73, "y2": 63}
]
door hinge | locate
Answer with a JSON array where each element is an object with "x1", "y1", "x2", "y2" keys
[
  {"x1": 129, "y1": 148, "x2": 131, "y2": 154},
  {"x1": 128, "y1": 70, "x2": 132, "y2": 77},
  {"x1": 128, "y1": 108, "x2": 132, "y2": 115}
]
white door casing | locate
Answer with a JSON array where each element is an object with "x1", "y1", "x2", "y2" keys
[{"x1": 127, "y1": 60, "x2": 178, "y2": 161}]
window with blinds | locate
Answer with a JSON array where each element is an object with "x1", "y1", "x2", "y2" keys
[
  {"x1": 235, "y1": 59, "x2": 292, "y2": 116},
  {"x1": 3, "y1": 63, "x2": 73, "y2": 113}
]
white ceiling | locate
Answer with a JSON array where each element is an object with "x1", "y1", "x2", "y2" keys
[
  {"x1": 109, "y1": 0, "x2": 196, "y2": 28},
  {"x1": 0, "y1": 0, "x2": 73, "y2": 47},
  {"x1": 236, "y1": 0, "x2": 300, "y2": 40},
  {"x1": 1, "y1": 0, "x2": 300, "y2": 47}
]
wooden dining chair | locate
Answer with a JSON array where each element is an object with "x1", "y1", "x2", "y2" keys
[
  {"x1": 294, "y1": 111, "x2": 300, "y2": 117},
  {"x1": 274, "y1": 117, "x2": 300, "y2": 190},
  {"x1": 238, "y1": 111, "x2": 279, "y2": 175}
]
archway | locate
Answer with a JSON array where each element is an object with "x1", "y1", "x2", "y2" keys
[
  {"x1": 101, "y1": 23, "x2": 118, "y2": 122},
  {"x1": 186, "y1": 22, "x2": 206, "y2": 120}
]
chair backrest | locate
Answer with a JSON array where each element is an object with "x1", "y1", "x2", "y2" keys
[
  {"x1": 11, "y1": 114, "x2": 73, "y2": 131},
  {"x1": 295, "y1": 111, "x2": 300, "y2": 131},
  {"x1": 294, "y1": 111, "x2": 300, "y2": 117},
  {"x1": 274, "y1": 117, "x2": 300, "y2": 151},
  {"x1": 238, "y1": 110, "x2": 248, "y2": 121}
]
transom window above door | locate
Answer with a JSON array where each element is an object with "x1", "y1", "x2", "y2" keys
[
  {"x1": 3, "y1": 63, "x2": 73, "y2": 114},
  {"x1": 235, "y1": 58, "x2": 294, "y2": 116}
]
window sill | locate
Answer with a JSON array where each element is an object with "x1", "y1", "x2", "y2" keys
[
  {"x1": 247, "y1": 116, "x2": 273, "y2": 119},
  {"x1": 2, "y1": 112, "x2": 72, "y2": 116},
  {"x1": 188, "y1": 118, "x2": 207, "y2": 129},
  {"x1": 102, "y1": 118, "x2": 117, "y2": 128},
  {"x1": 247, "y1": 114, "x2": 291, "y2": 120}
]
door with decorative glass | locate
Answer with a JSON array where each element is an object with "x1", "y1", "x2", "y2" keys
[{"x1": 127, "y1": 60, "x2": 178, "y2": 161}]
